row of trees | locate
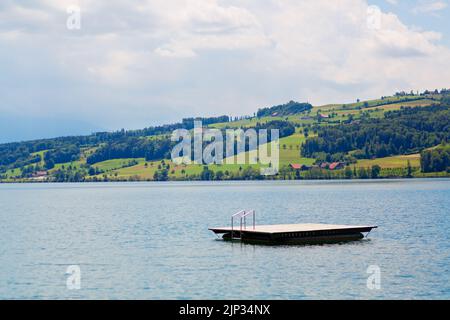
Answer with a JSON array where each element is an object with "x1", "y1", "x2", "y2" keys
[
  {"x1": 182, "y1": 115, "x2": 230, "y2": 128},
  {"x1": 44, "y1": 145, "x2": 80, "y2": 169},
  {"x1": 153, "y1": 164, "x2": 413, "y2": 181},
  {"x1": 421, "y1": 145, "x2": 450, "y2": 173},
  {"x1": 186, "y1": 166, "x2": 264, "y2": 181},
  {"x1": 254, "y1": 120, "x2": 295, "y2": 139},
  {"x1": 53, "y1": 168, "x2": 87, "y2": 182},
  {"x1": 86, "y1": 137, "x2": 173, "y2": 164}
]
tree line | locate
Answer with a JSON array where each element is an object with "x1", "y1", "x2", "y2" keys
[
  {"x1": 86, "y1": 137, "x2": 174, "y2": 164},
  {"x1": 182, "y1": 116, "x2": 230, "y2": 128},
  {"x1": 257, "y1": 101, "x2": 312, "y2": 117},
  {"x1": 421, "y1": 145, "x2": 450, "y2": 173}
]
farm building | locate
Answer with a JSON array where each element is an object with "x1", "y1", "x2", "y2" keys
[
  {"x1": 32, "y1": 171, "x2": 48, "y2": 177},
  {"x1": 329, "y1": 162, "x2": 345, "y2": 170},
  {"x1": 320, "y1": 162, "x2": 329, "y2": 169},
  {"x1": 290, "y1": 164, "x2": 311, "y2": 171},
  {"x1": 290, "y1": 164, "x2": 302, "y2": 170},
  {"x1": 30, "y1": 171, "x2": 48, "y2": 181}
]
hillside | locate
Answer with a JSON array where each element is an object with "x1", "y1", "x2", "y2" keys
[{"x1": 1, "y1": 89, "x2": 449, "y2": 182}]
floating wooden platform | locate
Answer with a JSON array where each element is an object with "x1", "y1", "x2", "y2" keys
[{"x1": 209, "y1": 223, "x2": 377, "y2": 245}]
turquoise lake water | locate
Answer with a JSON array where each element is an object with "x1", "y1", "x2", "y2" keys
[{"x1": 0, "y1": 179, "x2": 449, "y2": 299}]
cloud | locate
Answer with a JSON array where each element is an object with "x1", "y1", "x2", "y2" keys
[
  {"x1": 0, "y1": 0, "x2": 449, "y2": 138},
  {"x1": 412, "y1": 0, "x2": 448, "y2": 14},
  {"x1": 385, "y1": 0, "x2": 399, "y2": 5},
  {"x1": 151, "y1": 0, "x2": 271, "y2": 57}
]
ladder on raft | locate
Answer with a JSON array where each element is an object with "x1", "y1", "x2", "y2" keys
[{"x1": 230, "y1": 209, "x2": 256, "y2": 240}]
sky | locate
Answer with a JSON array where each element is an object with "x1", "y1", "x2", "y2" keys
[{"x1": 0, "y1": 0, "x2": 449, "y2": 142}]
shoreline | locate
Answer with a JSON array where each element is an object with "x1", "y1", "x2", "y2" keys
[{"x1": 1, "y1": 176, "x2": 449, "y2": 184}]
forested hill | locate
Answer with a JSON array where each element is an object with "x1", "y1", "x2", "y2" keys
[
  {"x1": 0, "y1": 101, "x2": 306, "y2": 173},
  {"x1": 301, "y1": 105, "x2": 450, "y2": 162},
  {"x1": 0, "y1": 115, "x2": 230, "y2": 171},
  {"x1": 0, "y1": 89, "x2": 449, "y2": 182}
]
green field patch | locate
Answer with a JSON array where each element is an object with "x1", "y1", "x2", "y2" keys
[
  {"x1": 93, "y1": 158, "x2": 145, "y2": 171},
  {"x1": 279, "y1": 134, "x2": 316, "y2": 166},
  {"x1": 218, "y1": 133, "x2": 316, "y2": 167},
  {"x1": 81, "y1": 146, "x2": 99, "y2": 159},
  {"x1": 110, "y1": 162, "x2": 156, "y2": 179},
  {"x1": 50, "y1": 160, "x2": 85, "y2": 172},
  {"x1": 356, "y1": 154, "x2": 420, "y2": 169},
  {"x1": 341, "y1": 95, "x2": 424, "y2": 109},
  {"x1": 5, "y1": 167, "x2": 22, "y2": 178},
  {"x1": 105, "y1": 159, "x2": 193, "y2": 180}
]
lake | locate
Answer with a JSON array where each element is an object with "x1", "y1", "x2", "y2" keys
[{"x1": 0, "y1": 179, "x2": 449, "y2": 299}]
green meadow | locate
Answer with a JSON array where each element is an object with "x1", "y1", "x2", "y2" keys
[{"x1": 355, "y1": 154, "x2": 421, "y2": 169}]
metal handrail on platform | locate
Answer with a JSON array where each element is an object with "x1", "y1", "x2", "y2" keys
[{"x1": 230, "y1": 210, "x2": 256, "y2": 240}]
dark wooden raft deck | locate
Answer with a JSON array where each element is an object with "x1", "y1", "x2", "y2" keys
[{"x1": 209, "y1": 223, "x2": 377, "y2": 244}]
